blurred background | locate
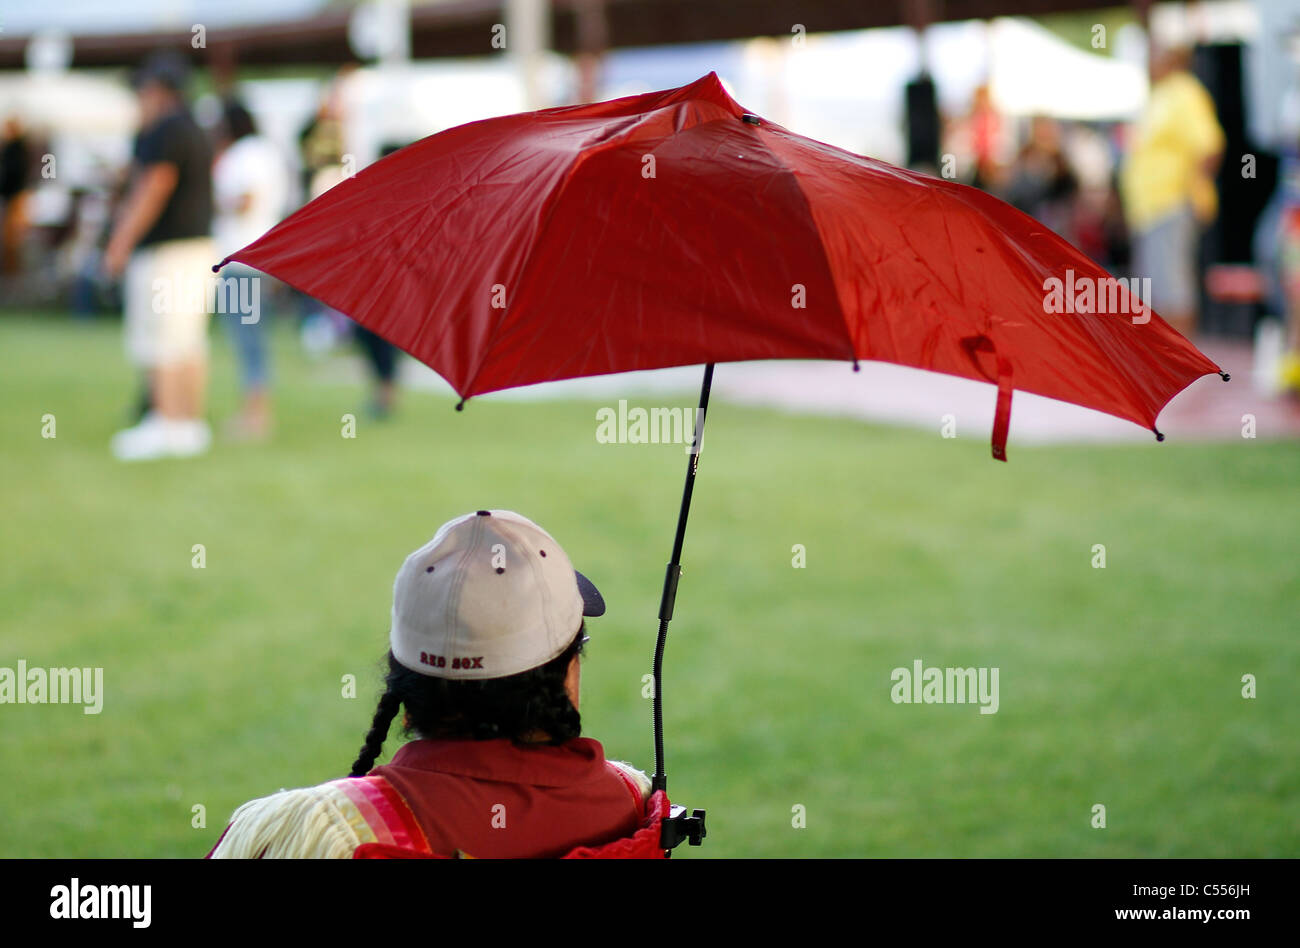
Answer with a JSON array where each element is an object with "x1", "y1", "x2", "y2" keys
[
  {"x1": 5, "y1": 1, "x2": 1300, "y2": 425},
  {"x1": 4, "y1": 0, "x2": 1300, "y2": 352},
  {"x1": 1, "y1": 0, "x2": 1296, "y2": 858}
]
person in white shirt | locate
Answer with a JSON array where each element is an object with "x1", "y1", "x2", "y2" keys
[{"x1": 213, "y1": 100, "x2": 290, "y2": 440}]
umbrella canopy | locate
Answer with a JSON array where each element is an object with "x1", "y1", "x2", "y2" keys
[{"x1": 220, "y1": 71, "x2": 1221, "y2": 458}]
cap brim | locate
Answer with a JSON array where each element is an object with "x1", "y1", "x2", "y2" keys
[{"x1": 576, "y1": 570, "x2": 605, "y2": 617}]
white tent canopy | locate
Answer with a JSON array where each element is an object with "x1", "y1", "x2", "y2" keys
[
  {"x1": 988, "y1": 17, "x2": 1147, "y2": 121},
  {"x1": 0, "y1": 71, "x2": 137, "y2": 136}
]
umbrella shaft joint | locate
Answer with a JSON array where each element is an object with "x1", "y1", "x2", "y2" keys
[{"x1": 658, "y1": 563, "x2": 682, "y2": 622}]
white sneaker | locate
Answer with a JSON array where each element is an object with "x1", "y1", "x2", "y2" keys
[
  {"x1": 111, "y1": 414, "x2": 170, "y2": 461},
  {"x1": 111, "y1": 415, "x2": 211, "y2": 461},
  {"x1": 166, "y1": 419, "x2": 211, "y2": 457}
]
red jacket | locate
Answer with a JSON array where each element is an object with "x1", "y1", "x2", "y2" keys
[
  {"x1": 370, "y1": 737, "x2": 644, "y2": 858},
  {"x1": 207, "y1": 737, "x2": 650, "y2": 859}
]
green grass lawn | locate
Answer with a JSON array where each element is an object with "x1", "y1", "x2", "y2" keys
[{"x1": 1, "y1": 313, "x2": 1296, "y2": 857}]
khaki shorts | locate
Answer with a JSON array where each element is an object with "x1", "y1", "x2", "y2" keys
[{"x1": 124, "y1": 236, "x2": 216, "y2": 367}]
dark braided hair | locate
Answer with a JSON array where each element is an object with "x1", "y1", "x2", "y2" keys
[
  {"x1": 349, "y1": 688, "x2": 402, "y2": 779},
  {"x1": 348, "y1": 624, "x2": 586, "y2": 777}
]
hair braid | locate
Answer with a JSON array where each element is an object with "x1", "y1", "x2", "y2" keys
[{"x1": 349, "y1": 688, "x2": 401, "y2": 777}]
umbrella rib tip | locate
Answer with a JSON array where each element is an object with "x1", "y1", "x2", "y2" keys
[
  {"x1": 1154, "y1": 427, "x2": 1165, "y2": 443},
  {"x1": 1219, "y1": 371, "x2": 1231, "y2": 382},
  {"x1": 455, "y1": 398, "x2": 466, "y2": 412}
]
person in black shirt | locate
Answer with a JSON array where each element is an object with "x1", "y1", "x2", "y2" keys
[
  {"x1": 104, "y1": 52, "x2": 216, "y2": 461},
  {"x1": 0, "y1": 116, "x2": 30, "y2": 275}
]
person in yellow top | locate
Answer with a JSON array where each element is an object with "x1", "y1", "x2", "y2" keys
[{"x1": 1121, "y1": 45, "x2": 1225, "y2": 340}]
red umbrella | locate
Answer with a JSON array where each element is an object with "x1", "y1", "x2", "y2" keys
[
  {"x1": 217, "y1": 72, "x2": 1225, "y2": 848},
  {"x1": 220, "y1": 72, "x2": 1221, "y2": 451}
]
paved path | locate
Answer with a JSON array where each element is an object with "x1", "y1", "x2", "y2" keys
[{"x1": 397, "y1": 336, "x2": 1300, "y2": 446}]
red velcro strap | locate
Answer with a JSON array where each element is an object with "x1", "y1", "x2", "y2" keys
[{"x1": 564, "y1": 790, "x2": 670, "y2": 859}]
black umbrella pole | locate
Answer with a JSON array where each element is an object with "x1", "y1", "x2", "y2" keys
[{"x1": 652, "y1": 363, "x2": 714, "y2": 795}]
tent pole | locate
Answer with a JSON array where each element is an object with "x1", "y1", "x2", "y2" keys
[{"x1": 652, "y1": 362, "x2": 714, "y2": 795}]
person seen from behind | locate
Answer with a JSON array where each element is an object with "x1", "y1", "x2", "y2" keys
[{"x1": 208, "y1": 510, "x2": 653, "y2": 859}]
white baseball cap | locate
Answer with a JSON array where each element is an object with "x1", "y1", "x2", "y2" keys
[{"x1": 390, "y1": 510, "x2": 605, "y2": 680}]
